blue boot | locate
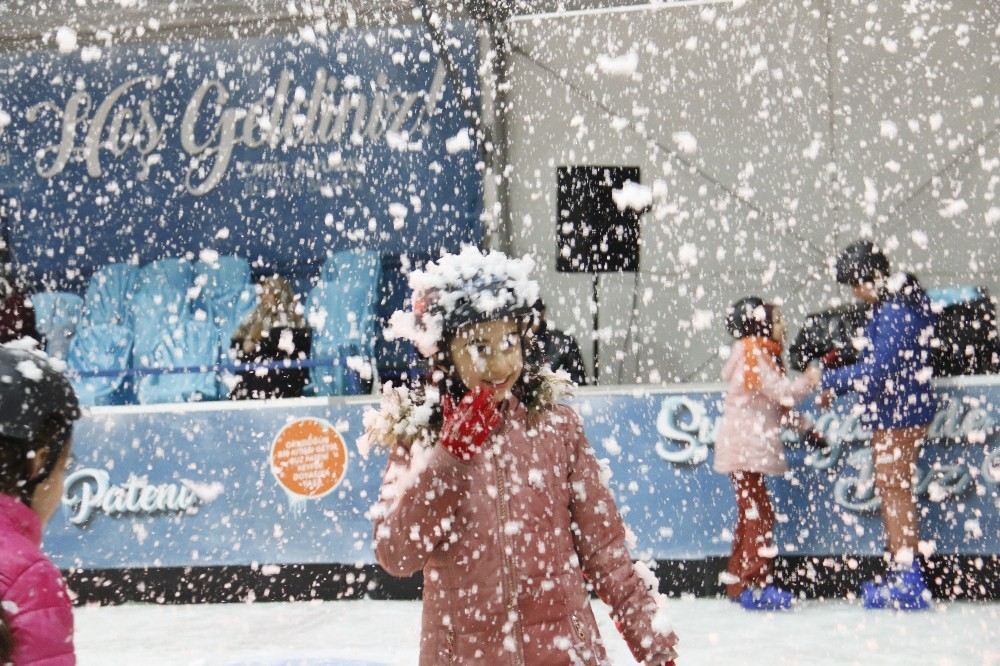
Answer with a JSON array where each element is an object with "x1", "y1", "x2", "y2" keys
[
  {"x1": 861, "y1": 561, "x2": 931, "y2": 611},
  {"x1": 861, "y1": 578, "x2": 889, "y2": 609},
  {"x1": 739, "y1": 585, "x2": 793, "y2": 611}
]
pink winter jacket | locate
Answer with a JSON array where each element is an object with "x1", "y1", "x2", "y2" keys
[
  {"x1": 714, "y1": 339, "x2": 813, "y2": 476},
  {"x1": 0, "y1": 494, "x2": 75, "y2": 665},
  {"x1": 372, "y1": 400, "x2": 678, "y2": 666}
]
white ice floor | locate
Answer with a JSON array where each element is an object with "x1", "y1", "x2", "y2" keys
[{"x1": 75, "y1": 598, "x2": 1000, "y2": 666}]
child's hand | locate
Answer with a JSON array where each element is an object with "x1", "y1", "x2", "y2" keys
[
  {"x1": 821, "y1": 348, "x2": 842, "y2": 366},
  {"x1": 439, "y1": 386, "x2": 502, "y2": 461},
  {"x1": 815, "y1": 389, "x2": 835, "y2": 409}
]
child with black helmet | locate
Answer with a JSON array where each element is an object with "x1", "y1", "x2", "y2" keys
[
  {"x1": 0, "y1": 344, "x2": 81, "y2": 664},
  {"x1": 361, "y1": 246, "x2": 678, "y2": 665},
  {"x1": 822, "y1": 240, "x2": 937, "y2": 610},
  {"x1": 715, "y1": 297, "x2": 822, "y2": 610}
]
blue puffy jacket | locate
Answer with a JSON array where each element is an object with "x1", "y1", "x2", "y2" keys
[{"x1": 822, "y1": 274, "x2": 938, "y2": 430}]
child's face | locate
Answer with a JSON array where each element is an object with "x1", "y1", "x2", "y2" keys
[
  {"x1": 448, "y1": 319, "x2": 524, "y2": 403},
  {"x1": 852, "y1": 282, "x2": 880, "y2": 304},
  {"x1": 770, "y1": 309, "x2": 785, "y2": 343},
  {"x1": 30, "y1": 441, "x2": 72, "y2": 527}
]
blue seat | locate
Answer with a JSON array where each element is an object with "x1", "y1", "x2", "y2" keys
[
  {"x1": 82, "y1": 264, "x2": 140, "y2": 328},
  {"x1": 309, "y1": 339, "x2": 371, "y2": 396},
  {"x1": 314, "y1": 250, "x2": 382, "y2": 349},
  {"x1": 130, "y1": 286, "x2": 192, "y2": 369},
  {"x1": 204, "y1": 284, "x2": 258, "y2": 397},
  {"x1": 206, "y1": 283, "x2": 257, "y2": 345},
  {"x1": 195, "y1": 255, "x2": 251, "y2": 305},
  {"x1": 194, "y1": 258, "x2": 255, "y2": 384},
  {"x1": 67, "y1": 324, "x2": 134, "y2": 406},
  {"x1": 138, "y1": 258, "x2": 195, "y2": 293},
  {"x1": 307, "y1": 251, "x2": 382, "y2": 395},
  {"x1": 31, "y1": 291, "x2": 84, "y2": 359},
  {"x1": 136, "y1": 320, "x2": 219, "y2": 404}
]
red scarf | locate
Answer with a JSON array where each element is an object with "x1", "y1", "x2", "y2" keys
[{"x1": 742, "y1": 337, "x2": 784, "y2": 392}]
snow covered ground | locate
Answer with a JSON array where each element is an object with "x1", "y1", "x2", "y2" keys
[{"x1": 75, "y1": 598, "x2": 1000, "y2": 665}]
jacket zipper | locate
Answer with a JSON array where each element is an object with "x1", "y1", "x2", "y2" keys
[
  {"x1": 445, "y1": 626, "x2": 457, "y2": 664},
  {"x1": 493, "y1": 452, "x2": 526, "y2": 666},
  {"x1": 570, "y1": 613, "x2": 587, "y2": 643},
  {"x1": 571, "y1": 611, "x2": 603, "y2": 665}
]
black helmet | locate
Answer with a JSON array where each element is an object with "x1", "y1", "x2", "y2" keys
[
  {"x1": 836, "y1": 240, "x2": 890, "y2": 286},
  {"x1": 0, "y1": 345, "x2": 81, "y2": 500},
  {"x1": 389, "y1": 247, "x2": 540, "y2": 358},
  {"x1": 725, "y1": 296, "x2": 771, "y2": 339}
]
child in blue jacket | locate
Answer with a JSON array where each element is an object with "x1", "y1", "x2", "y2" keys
[{"x1": 821, "y1": 241, "x2": 937, "y2": 610}]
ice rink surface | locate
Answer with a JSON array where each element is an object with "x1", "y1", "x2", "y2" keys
[{"x1": 76, "y1": 598, "x2": 1000, "y2": 665}]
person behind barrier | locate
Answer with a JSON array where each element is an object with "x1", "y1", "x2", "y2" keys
[
  {"x1": 230, "y1": 275, "x2": 310, "y2": 400},
  {"x1": 715, "y1": 298, "x2": 823, "y2": 610},
  {"x1": 0, "y1": 251, "x2": 39, "y2": 345},
  {"x1": 0, "y1": 345, "x2": 81, "y2": 664},
  {"x1": 820, "y1": 240, "x2": 938, "y2": 610},
  {"x1": 527, "y1": 299, "x2": 588, "y2": 385},
  {"x1": 362, "y1": 247, "x2": 678, "y2": 665}
]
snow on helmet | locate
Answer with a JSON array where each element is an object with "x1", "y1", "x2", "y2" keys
[
  {"x1": 0, "y1": 343, "x2": 81, "y2": 500},
  {"x1": 0, "y1": 338, "x2": 80, "y2": 498},
  {"x1": 725, "y1": 296, "x2": 771, "y2": 339},
  {"x1": 0, "y1": 343, "x2": 80, "y2": 442},
  {"x1": 386, "y1": 246, "x2": 540, "y2": 357}
]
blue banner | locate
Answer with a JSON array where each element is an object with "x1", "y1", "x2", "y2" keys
[
  {"x1": 46, "y1": 381, "x2": 1000, "y2": 570},
  {"x1": 0, "y1": 24, "x2": 482, "y2": 288}
]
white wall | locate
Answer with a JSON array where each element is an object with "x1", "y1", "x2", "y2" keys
[{"x1": 504, "y1": 0, "x2": 1000, "y2": 385}]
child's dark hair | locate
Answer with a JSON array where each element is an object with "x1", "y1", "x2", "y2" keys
[
  {"x1": 725, "y1": 297, "x2": 775, "y2": 339},
  {"x1": 0, "y1": 605, "x2": 12, "y2": 663},
  {"x1": 0, "y1": 419, "x2": 72, "y2": 502}
]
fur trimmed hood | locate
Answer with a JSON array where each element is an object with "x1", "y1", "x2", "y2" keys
[{"x1": 356, "y1": 366, "x2": 574, "y2": 456}]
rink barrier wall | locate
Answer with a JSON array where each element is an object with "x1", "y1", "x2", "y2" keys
[
  {"x1": 63, "y1": 554, "x2": 1000, "y2": 605},
  {"x1": 48, "y1": 379, "x2": 1000, "y2": 604}
]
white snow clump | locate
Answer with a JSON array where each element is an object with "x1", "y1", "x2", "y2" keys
[
  {"x1": 384, "y1": 246, "x2": 538, "y2": 357},
  {"x1": 596, "y1": 52, "x2": 638, "y2": 76},
  {"x1": 611, "y1": 181, "x2": 652, "y2": 211}
]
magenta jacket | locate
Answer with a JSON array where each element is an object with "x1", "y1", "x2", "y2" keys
[
  {"x1": 0, "y1": 494, "x2": 75, "y2": 665},
  {"x1": 372, "y1": 400, "x2": 678, "y2": 666}
]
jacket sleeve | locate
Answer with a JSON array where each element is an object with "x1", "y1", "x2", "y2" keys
[
  {"x1": 561, "y1": 407, "x2": 678, "y2": 664},
  {"x1": 370, "y1": 441, "x2": 471, "y2": 577},
  {"x1": 822, "y1": 305, "x2": 914, "y2": 396},
  {"x1": 7, "y1": 558, "x2": 75, "y2": 665},
  {"x1": 752, "y1": 349, "x2": 814, "y2": 408},
  {"x1": 563, "y1": 337, "x2": 589, "y2": 386}
]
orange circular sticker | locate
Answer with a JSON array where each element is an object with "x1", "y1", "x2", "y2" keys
[{"x1": 270, "y1": 418, "x2": 348, "y2": 498}]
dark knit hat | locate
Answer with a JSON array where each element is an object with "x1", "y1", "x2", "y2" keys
[
  {"x1": 835, "y1": 240, "x2": 890, "y2": 286},
  {"x1": 725, "y1": 297, "x2": 772, "y2": 339}
]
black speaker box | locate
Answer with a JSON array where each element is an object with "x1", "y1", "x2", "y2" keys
[
  {"x1": 931, "y1": 289, "x2": 999, "y2": 377},
  {"x1": 556, "y1": 166, "x2": 641, "y2": 273}
]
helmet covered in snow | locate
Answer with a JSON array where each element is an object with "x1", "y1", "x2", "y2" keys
[
  {"x1": 836, "y1": 240, "x2": 890, "y2": 286},
  {"x1": 725, "y1": 296, "x2": 772, "y2": 339},
  {"x1": 386, "y1": 246, "x2": 540, "y2": 358},
  {"x1": 0, "y1": 344, "x2": 81, "y2": 500}
]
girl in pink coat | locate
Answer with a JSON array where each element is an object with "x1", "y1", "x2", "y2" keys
[
  {"x1": 0, "y1": 345, "x2": 81, "y2": 665},
  {"x1": 714, "y1": 298, "x2": 821, "y2": 611},
  {"x1": 361, "y1": 247, "x2": 678, "y2": 665}
]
